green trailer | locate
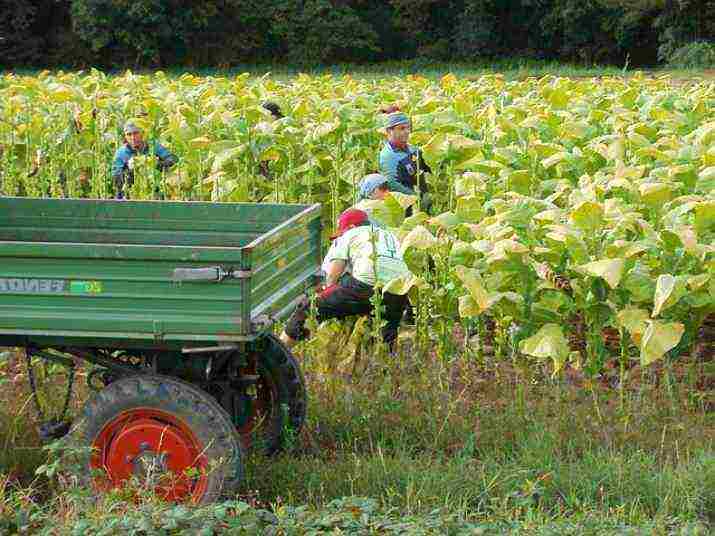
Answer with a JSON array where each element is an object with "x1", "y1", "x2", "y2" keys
[{"x1": 0, "y1": 197, "x2": 322, "y2": 503}]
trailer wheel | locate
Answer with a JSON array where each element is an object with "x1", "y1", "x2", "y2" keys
[
  {"x1": 237, "y1": 334, "x2": 306, "y2": 454},
  {"x1": 69, "y1": 375, "x2": 242, "y2": 504},
  {"x1": 266, "y1": 333, "x2": 307, "y2": 435}
]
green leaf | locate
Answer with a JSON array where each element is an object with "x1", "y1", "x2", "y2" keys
[
  {"x1": 639, "y1": 182, "x2": 675, "y2": 206},
  {"x1": 575, "y1": 258, "x2": 626, "y2": 289},
  {"x1": 518, "y1": 324, "x2": 570, "y2": 372},
  {"x1": 506, "y1": 169, "x2": 532, "y2": 194},
  {"x1": 449, "y1": 241, "x2": 476, "y2": 267},
  {"x1": 570, "y1": 201, "x2": 604, "y2": 232},
  {"x1": 640, "y1": 321, "x2": 684, "y2": 366},
  {"x1": 454, "y1": 172, "x2": 487, "y2": 197},
  {"x1": 694, "y1": 201, "x2": 715, "y2": 235},
  {"x1": 455, "y1": 196, "x2": 483, "y2": 223}
]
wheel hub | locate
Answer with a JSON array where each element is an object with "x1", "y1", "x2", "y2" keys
[{"x1": 92, "y1": 410, "x2": 207, "y2": 502}]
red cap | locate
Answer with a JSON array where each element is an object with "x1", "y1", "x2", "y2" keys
[{"x1": 330, "y1": 209, "x2": 368, "y2": 240}]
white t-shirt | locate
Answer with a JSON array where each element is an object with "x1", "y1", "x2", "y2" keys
[{"x1": 322, "y1": 225, "x2": 410, "y2": 287}]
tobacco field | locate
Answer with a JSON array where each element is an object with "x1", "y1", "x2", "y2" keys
[{"x1": 1, "y1": 70, "x2": 713, "y2": 372}]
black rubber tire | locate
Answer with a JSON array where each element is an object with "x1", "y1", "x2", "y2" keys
[
  {"x1": 68, "y1": 374, "x2": 243, "y2": 504},
  {"x1": 265, "y1": 333, "x2": 307, "y2": 435},
  {"x1": 246, "y1": 334, "x2": 307, "y2": 454}
]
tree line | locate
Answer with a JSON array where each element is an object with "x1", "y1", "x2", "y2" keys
[{"x1": 1, "y1": 1, "x2": 713, "y2": 69}]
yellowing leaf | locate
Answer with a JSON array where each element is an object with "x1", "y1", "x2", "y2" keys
[
  {"x1": 455, "y1": 196, "x2": 483, "y2": 223},
  {"x1": 458, "y1": 294, "x2": 481, "y2": 318},
  {"x1": 639, "y1": 182, "x2": 674, "y2": 206},
  {"x1": 694, "y1": 201, "x2": 715, "y2": 235},
  {"x1": 688, "y1": 273, "x2": 710, "y2": 291},
  {"x1": 518, "y1": 324, "x2": 570, "y2": 372},
  {"x1": 454, "y1": 172, "x2": 487, "y2": 197},
  {"x1": 383, "y1": 274, "x2": 420, "y2": 296},
  {"x1": 651, "y1": 274, "x2": 687, "y2": 317},
  {"x1": 541, "y1": 151, "x2": 568, "y2": 169},
  {"x1": 428, "y1": 211, "x2": 461, "y2": 230},
  {"x1": 570, "y1": 201, "x2": 604, "y2": 232},
  {"x1": 455, "y1": 266, "x2": 489, "y2": 312},
  {"x1": 576, "y1": 258, "x2": 626, "y2": 289},
  {"x1": 616, "y1": 307, "x2": 649, "y2": 345},
  {"x1": 189, "y1": 136, "x2": 211, "y2": 147},
  {"x1": 456, "y1": 158, "x2": 504, "y2": 175},
  {"x1": 640, "y1": 321, "x2": 684, "y2": 365},
  {"x1": 399, "y1": 225, "x2": 438, "y2": 253}
]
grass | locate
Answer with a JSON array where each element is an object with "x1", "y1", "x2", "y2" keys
[
  {"x1": 15, "y1": 57, "x2": 715, "y2": 82},
  {"x1": 0, "y1": 336, "x2": 712, "y2": 533}
]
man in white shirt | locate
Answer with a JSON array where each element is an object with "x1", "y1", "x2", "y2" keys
[{"x1": 280, "y1": 209, "x2": 410, "y2": 349}]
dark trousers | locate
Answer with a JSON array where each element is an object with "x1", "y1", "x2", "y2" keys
[{"x1": 285, "y1": 273, "x2": 408, "y2": 346}]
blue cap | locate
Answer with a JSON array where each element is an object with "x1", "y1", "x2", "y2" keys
[
  {"x1": 123, "y1": 121, "x2": 141, "y2": 134},
  {"x1": 385, "y1": 112, "x2": 409, "y2": 129},
  {"x1": 359, "y1": 173, "x2": 388, "y2": 199}
]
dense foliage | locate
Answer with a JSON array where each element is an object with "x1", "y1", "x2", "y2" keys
[
  {"x1": 0, "y1": 70, "x2": 712, "y2": 374},
  {"x1": 2, "y1": 0, "x2": 715, "y2": 68}
]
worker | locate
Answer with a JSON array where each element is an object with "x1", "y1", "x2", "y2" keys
[
  {"x1": 279, "y1": 209, "x2": 411, "y2": 349},
  {"x1": 357, "y1": 173, "x2": 390, "y2": 203},
  {"x1": 352, "y1": 173, "x2": 391, "y2": 226},
  {"x1": 111, "y1": 121, "x2": 177, "y2": 199},
  {"x1": 378, "y1": 110, "x2": 433, "y2": 213}
]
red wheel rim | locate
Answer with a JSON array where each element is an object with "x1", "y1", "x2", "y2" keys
[
  {"x1": 90, "y1": 408, "x2": 208, "y2": 502},
  {"x1": 236, "y1": 358, "x2": 278, "y2": 449}
]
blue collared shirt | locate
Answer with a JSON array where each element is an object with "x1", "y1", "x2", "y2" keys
[
  {"x1": 378, "y1": 141, "x2": 430, "y2": 195},
  {"x1": 111, "y1": 141, "x2": 175, "y2": 178}
]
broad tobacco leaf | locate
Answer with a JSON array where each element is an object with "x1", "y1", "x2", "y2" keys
[
  {"x1": 570, "y1": 201, "x2": 604, "y2": 232},
  {"x1": 370, "y1": 192, "x2": 417, "y2": 228},
  {"x1": 422, "y1": 132, "x2": 483, "y2": 167},
  {"x1": 399, "y1": 225, "x2": 438, "y2": 253},
  {"x1": 640, "y1": 321, "x2": 685, "y2": 365},
  {"x1": 459, "y1": 294, "x2": 481, "y2": 318},
  {"x1": 455, "y1": 196, "x2": 483, "y2": 223},
  {"x1": 449, "y1": 241, "x2": 476, "y2": 267},
  {"x1": 455, "y1": 265, "x2": 489, "y2": 311},
  {"x1": 639, "y1": 182, "x2": 675, "y2": 206},
  {"x1": 652, "y1": 274, "x2": 687, "y2": 317},
  {"x1": 616, "y1": 307, "x2": 650, "y2": 345},
  {"x1": 518, "y1": 324, "x2": 570, "y2": 373},
  {"x1": 383, "y1": 274, "x2": 421, "y2": 296},
  {"x1": 454, "y1": 172, "x2": 487, "y2": 197},
  {"x1": 576, "y1": 258, "x2": 626, "y2": 289},
  {"x1": 694, "y1": 201, "x2": 715, "y2": 235},
  {"x1": 428, "y1": 211, "x2": 461, "y2": 230}
]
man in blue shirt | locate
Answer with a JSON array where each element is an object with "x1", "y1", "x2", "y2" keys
[
  {"x1": 111, "y1": 122, "x2": 178, "y2": 199},
  {"x1": 378, "y1": 111, "x2": 432, "y2": 212}
]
